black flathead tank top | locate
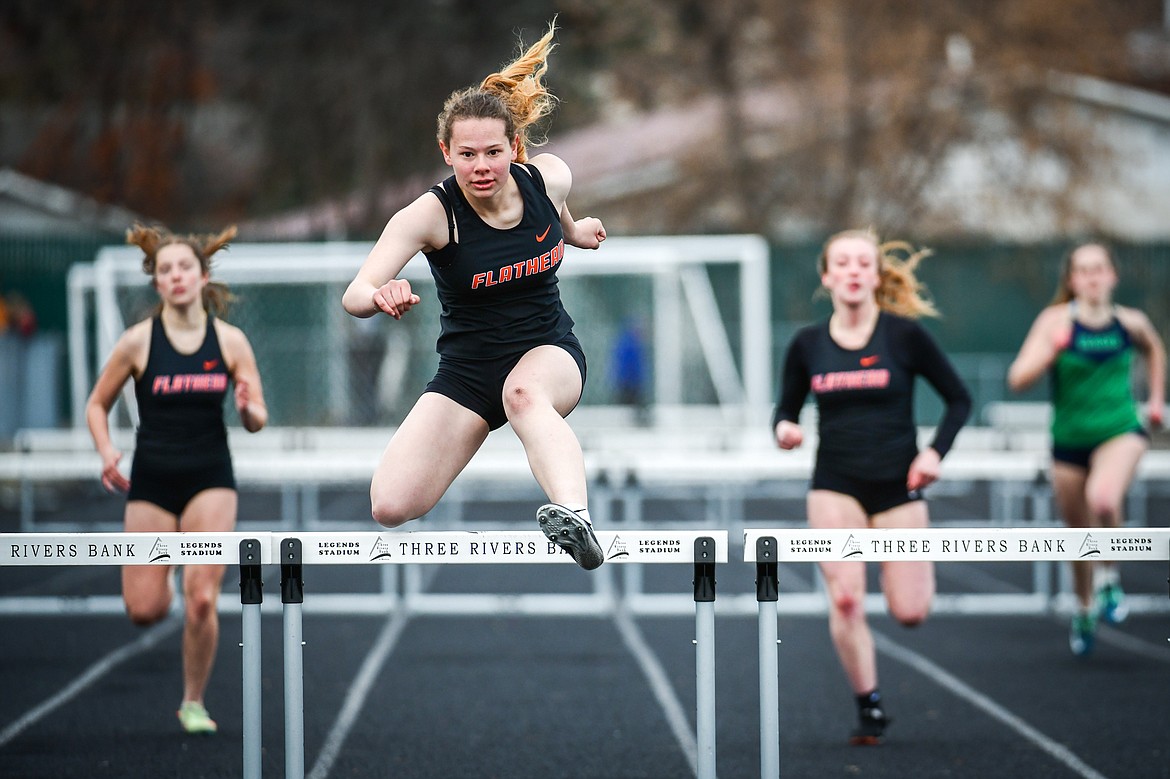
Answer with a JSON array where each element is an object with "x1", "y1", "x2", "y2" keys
[
  {"x1": 134, "y1": 316, "x2": 230, "y2": 459},
  {"x1": 424, "y1": 163, "x2": 574, "y2": 358}
]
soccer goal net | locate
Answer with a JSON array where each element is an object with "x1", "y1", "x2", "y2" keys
[{"x1": 67, "y1": 235, "x2": 771, "y2": 433}]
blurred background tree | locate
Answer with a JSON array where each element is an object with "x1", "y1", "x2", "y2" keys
[
  {"x1": 2, "y1": 0, "x2": 1168, "y2": 239},
  {"x1": 555, "y1": 0, "x2": 1170, "y2": 239}
]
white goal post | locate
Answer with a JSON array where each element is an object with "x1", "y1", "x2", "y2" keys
[{"x1": 67, "y1": 234, "x2": 771, "y2": 432}]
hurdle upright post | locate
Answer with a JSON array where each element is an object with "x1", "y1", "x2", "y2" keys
[
  {"x1": 281, "y1": 538, "x2": 305, "y2": 779},
  {"x1": 755, "y1": 536, "x2": 780, "y2": 779},
  {"x1": 693, "y1": 536, "x2": 717, "y2": 779},
  {"x1": 238, "y1": 538, "x2": 264, "y2": 779}
]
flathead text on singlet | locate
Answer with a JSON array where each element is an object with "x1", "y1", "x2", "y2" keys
[
  {"x1": 471, "y1": 239, "x2": 564, "y2": 290},
  {"x1": 151, "y1": 374, "x2": 228, "y2": 394},
  {"x1": 811, "y1": 369, "x2": 891, "y2": 393}
]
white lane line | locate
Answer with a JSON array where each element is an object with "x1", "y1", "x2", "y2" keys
[
  {"x1": 614, "y1": 609, "x2": 699, "y2": 779},
  {"x1": 1080, "y1": 621, "x2": 1170, "y2": 663},
  {"x1": 306, "y1": 611, "x2": 410, "y2": 779},
  {"x1": 0, "y1": 616, "x2": 182, "y2": 748},
  {"x1": 873, "y1": 630, "x2": 1110, "y2": 779}
]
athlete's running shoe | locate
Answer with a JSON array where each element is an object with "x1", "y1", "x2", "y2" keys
[
  {"x1": 177, "y1": 701, "x2": 217, "y2": 734},
  {"x1": 1096, "y1": 582, "x2": 1129, "y2": 624},
  {"x1": 537, "y1": 503, "x2": 604, "y2": 570},
  {"x1": 849, "y1": 705, "x2": 890, "y2": 746},
  {"x1": 1069, "y1": 612, "x2": 1097, "y2": 657}
]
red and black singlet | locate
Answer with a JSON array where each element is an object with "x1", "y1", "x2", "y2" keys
[
  {"x1": 133, "y1": 316, "x2": 231, "y2": 465},
  {"x1": 424, "y1": 163, "x2": 574, "y2": 359}
]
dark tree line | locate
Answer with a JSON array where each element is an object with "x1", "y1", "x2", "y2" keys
[{"x1": 2, "y1": 0, "x2": 1166, "y2": 238}]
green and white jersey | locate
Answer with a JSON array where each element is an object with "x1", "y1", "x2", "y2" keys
[{"x1": 1050, "y1": 311, "x2": 1141, "y2": 448}]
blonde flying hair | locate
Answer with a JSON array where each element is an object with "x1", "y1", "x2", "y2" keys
[
  {"x1": 818, "y1": 227, "x2": 939, "y2": 319},
  {"x1": 126, "y1": 223, "x2": 237, "y2": 317},
  {"x1": 1050, "y1": 241, "x2": 1116, "y2": 306},
  {"x1": 435, "y1": 20, "x2": 559, "y2": 163}
]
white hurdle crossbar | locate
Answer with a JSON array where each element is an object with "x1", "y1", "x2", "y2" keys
[
  {"x1": 273, "y1": 530, "x2": 727, "y2": 779},
  {"x1": 743, "y1": 527, "x2": 1170, "y2": 779},
  {"x1": 0, "y1": 532, "x2": 273, "y2": 779},
  {"x1": 0, "y1": 530, "x2": 727, "y2": 779}
]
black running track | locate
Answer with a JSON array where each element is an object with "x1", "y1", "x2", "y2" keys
[{"x1": 2, "y1": 503, "x2": 1169, "y2": 778}]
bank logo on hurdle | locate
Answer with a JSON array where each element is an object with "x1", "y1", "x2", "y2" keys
[
  {"x1": 149, "y1": 537, "x2": 171, "y2": 563},
  {"x1": 841, "y1": 534, "x2": 863, "y2": 559},
  {"x1": 368, "y1": 536, "x2": 393, "y2": 562},
  {"x1": 606, "y1": 535, "x2": 630, "y2": 561},
  {"x1": 1078, "y1": 533, "x2": 1101, "y2": 558}
]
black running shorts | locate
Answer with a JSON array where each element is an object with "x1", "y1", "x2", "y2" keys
[
  {"x1": 127, "y1": 451, "x2": 236, "y2": 517},
  {"x1": 425, "y1": 332, "x2": 587, "y2": 431},
  {"x1": 810, "y1": 466, "x2": 922, "y2": 516},
  {"x1": 1051, "y1": 426, "x2": 1148, "y2": 469}
]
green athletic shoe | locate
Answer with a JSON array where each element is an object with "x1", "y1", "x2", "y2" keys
[
  {"x1": 177, "y1": 701, "x2": 217, "y2": 734},
  {"x1": 1096, "y1": 582, "x2": 1129, "y2": 625},
  {"x1": 1068, "y1": 613, "x2": 1097, "y2": 657}
]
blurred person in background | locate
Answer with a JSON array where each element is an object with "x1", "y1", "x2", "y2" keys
[
  {"x1": 610, "y1": 316, "x2": 649, "y2": 425},
  {"x1": 342, "y1": 20, "x2": 608, "y2": 569},
  {"x1": 86, "y1": 224, "x2": 268, "y2": 734},
  {"x1": 5, "y1": 292, "x2": 37, "y2": 337},
  {"x1": 0, "y1": 289, "x2": 37, "y2": 337},
  {"x1": 772, "y1": 228, "x2": 971, "y2": 745},
  {"x1": 1008, "y1": 242, "x2": 1165, "y2": 657}
]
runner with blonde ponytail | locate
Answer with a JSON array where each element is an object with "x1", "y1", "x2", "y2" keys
[
  {"x1": 344, "y1": 20, "x2": 608, "y2": 569},
  {"x1": 773, "y1": 227, "x2": 971, "y2": 744}
]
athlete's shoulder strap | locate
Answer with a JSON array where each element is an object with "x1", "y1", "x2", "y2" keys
[
  {"x1": 520, "y1": 162, "x2": 548, "y2": 195},
  {"x1": 428, "y1": 181, "x2": 456, "y2": 245}
]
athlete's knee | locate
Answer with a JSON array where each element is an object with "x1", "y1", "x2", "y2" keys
[
  {"x1": 371, "y1": 502, "x2": 409, "y2": 528},
  {"x1": 830, "y1": 590, "x2": 865, "y2": 621},
  {"x1": 184, "y1": 589, "x2": 218, "y2": 624},
  {"x1": 502, "y1": 382, "x2": 538, "y2": 419},
  {"x1": 890, "y1": 600, "x2": 930, "y2": 627},
  {"x1": 125, "y1": 596, "x2": 170, "y2": 626},
  {"x1": 1085, "y1": 488, "x2": 1122, "y2": 523},
  {"x1": 370, "y1": 491, "x2": 421, "y2": 528}
]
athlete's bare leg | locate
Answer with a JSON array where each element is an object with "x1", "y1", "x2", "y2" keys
[
  {"x1": 1085, "y1": 433, "x2": 1146, "y2": 529},
  {"x1": 1053, "y1": 433, "x2": 1146, "y2": 608},
  {"x1": 122, "y1": 501, "x2": 179, "y2": 625},
  {"x1": 370, "y1": 392, "x2": 490, "y2": 527},
  {"x1": 1051, "y1": 462, "x2": 1094, "y2": 609},
  {"x1": 808, "y1": 490, "x2": 876, "y2": 695},
  {"x1": 176, "y1": 488, "x2": 236, "y2": 705},
  {"x1": 503, "y1": 345, "x2": 588, "y2": 510},
  {"x1": 872, "y1": 500, "x2": 934, "y2": 626}
]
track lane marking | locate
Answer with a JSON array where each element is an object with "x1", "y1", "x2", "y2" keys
[
  {"x1": 0, "y1": 616, "x2": 181, "y2": 748},
  {"x1": 614, "y1": 609, "x2": 699, "y2": 779},
  {"x1": 306, "y1": 611, "x2": 409, "y2": 779},
  {"x1": 874, "y1": 629, "x2": 1109, "y2": 779}
]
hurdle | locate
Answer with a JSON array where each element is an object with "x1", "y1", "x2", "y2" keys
[
  {"x1": 0, "y1": 529, "x2": 726, "y2": 778},
  {"x1": 0, "y1": 531, "x2": 273, "y2": 779},
  {"x1": 743, "y1": 526, "x2": 1170, "y2": 779},
  {"x1": 272, "y1": 529, "x2": 726, "y2": 779}
]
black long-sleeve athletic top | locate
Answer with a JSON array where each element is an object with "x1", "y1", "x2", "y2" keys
[{"x1": 771, "y1": 312, "x2": 972, "y2": 481}]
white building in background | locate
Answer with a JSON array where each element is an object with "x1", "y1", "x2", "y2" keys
[
  {"x1": 922, "y1": 73, "x2": 1170, "y2": 241},
  {"x1": 0, "y1": 167, "x2": 141, "y2": 236},
  {"x1": 239, "y1": 72, "x2": 1170, "y2": 244}
]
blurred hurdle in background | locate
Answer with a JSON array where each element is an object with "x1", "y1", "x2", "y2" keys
[{"x1": 744, "y1": 527, "x2": 1170, "y2": 779}]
